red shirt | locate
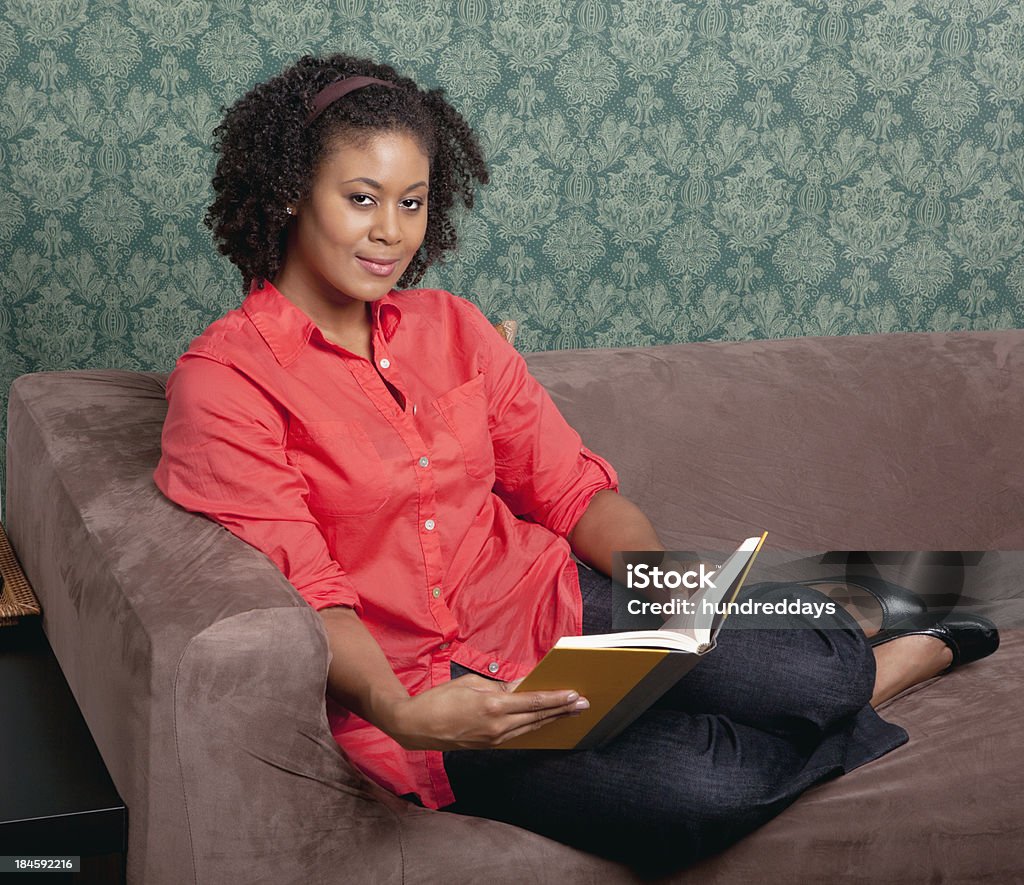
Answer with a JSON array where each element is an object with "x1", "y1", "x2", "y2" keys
[{"x1": 154, "y1": 281, "x2": 618, "y2": 807}]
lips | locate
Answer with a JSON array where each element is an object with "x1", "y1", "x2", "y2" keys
[{"x1": 357, "y1": 256, "x2": 399, "y2": 277}]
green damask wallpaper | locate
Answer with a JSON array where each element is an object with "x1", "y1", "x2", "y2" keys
[{"x1": 2, "y1": 0, "x2": 1024, "y2": 495}]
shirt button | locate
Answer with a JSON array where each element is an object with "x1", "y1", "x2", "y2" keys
[
  {"x1": 379, "y1": 358, "x2": 391, "y2": 369},
  {"x1": 487, "y1": 662, "x2": 499, "y2": 674},
  {"x1": 439, "y1": 642, "x2": 450, "y2": 650},
  {"x1": 431, "y1": 587, "x2": 441, "y2": 598},
  {"x1": 418, "y1": 456, "x2": 429, "y2": 468},
  {"x1": 424, "y1": 518, "x2": 436, "y2": 531}
]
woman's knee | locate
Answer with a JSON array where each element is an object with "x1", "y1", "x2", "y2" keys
[{"x1": 727, "y1": 582, "x2": 876, "y2": 723}]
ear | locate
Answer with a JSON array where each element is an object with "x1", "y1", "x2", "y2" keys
[{"x1": 491, "y1": 319, "x2": 518, "y2": 347}]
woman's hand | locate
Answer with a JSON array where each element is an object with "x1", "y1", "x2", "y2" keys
[
  {"x1": 381, "y1": 674, "x2": 588, "y2": 751},
  {"x1": 318, "y1": 606, "x2": 587, "y2": 752}
]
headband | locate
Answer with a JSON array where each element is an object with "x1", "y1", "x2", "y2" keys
[{"x1": 306, "y1": 75, "x2": 398, "y2": 125}]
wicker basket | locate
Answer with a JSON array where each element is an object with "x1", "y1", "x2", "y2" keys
[{"x1": 0, "y1": 522, "x2": 40, "y2": 626}]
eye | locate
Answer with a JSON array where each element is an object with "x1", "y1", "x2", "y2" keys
[
  {"x1": 402, "y1": 197, "x2": 425, "y2": 210},
  {"x1": 350, "y1": 193, "x2": 376, "y2": 206}
]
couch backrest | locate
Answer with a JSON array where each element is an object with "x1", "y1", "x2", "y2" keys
[{"x1": 525, "y1": 329, "x2": 1024, "y2": 552}]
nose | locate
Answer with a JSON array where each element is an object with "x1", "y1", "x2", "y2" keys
[{"x1": 370, "y1": 205, "x2": 401, "y2": 244}]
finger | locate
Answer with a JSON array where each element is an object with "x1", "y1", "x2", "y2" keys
[
  {"x1": 500, "y1": 689, "x2": 582, "y2": 713},
  {"x1": 494, "y1": 702, "x2": 591, "y2": 744},
  {"x1": 502, "y1": 696, "x2": 590, "y2": 731},
  {"x1": 452, "y1": 696, "x2": 591, "y2": 748},
  {"x1": 459, "y1": 678, "x2": 573, "y2": 705}
]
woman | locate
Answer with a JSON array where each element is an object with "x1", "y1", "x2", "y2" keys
[{"x1": 155, "y1": 54, "x2": 998, "y2": 871}]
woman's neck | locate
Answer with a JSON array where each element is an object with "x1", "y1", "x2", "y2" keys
[{"x1": 272, "y1": 277, "x2": 375, "y2": 360}]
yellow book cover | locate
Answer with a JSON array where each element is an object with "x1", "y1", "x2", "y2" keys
[{"x1": 500, "y1": 533, "x2": 766, "y2": 750}]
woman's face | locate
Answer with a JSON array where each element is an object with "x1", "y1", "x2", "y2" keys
[{"x1": 276, "y1": 129, "x2": 430, "y2": 314}]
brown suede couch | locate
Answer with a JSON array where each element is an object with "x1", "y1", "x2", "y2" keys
[{"x1": 5, "y1": 328, "x2": 1023, "y2": 884}]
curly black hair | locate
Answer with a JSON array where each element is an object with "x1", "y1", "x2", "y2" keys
[{"x1": 205, "y1": 55, "x2": 489, "y2": 291}]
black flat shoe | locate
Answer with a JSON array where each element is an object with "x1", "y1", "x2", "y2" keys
[
  {"x1": 870, "y1": 610, "x2": 999, "y2": 670},
  {"x1": 799, "y1": 574, "x2": 928, "y2": 630}
]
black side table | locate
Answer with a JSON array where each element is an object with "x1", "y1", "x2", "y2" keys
[{"x1": 0, "y1": 617, "x2": 128, "y2": 883}]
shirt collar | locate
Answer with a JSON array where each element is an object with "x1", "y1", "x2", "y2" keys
[
  {"x1": 373, "y1": 296, "x2": 402, "y2": 344},
  {"x1": 242, "y1": 280, "x2": 403, "y2": 366}
]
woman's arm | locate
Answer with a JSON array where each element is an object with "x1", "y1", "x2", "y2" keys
[
  {"x1": 319, "y1": 606, "x2": 587, "y2": 750},
  {"x1": 567, "y1": 488, "x2": 666, "y2": 576},
  {"x1": 568, "y1": 489, "x2": 718, "y2": 611}
]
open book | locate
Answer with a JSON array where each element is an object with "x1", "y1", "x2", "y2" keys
[{"x1": 499, "y1": 532, "x2": 767, "y2": 750}]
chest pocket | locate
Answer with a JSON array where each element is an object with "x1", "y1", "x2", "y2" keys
[
  {"x1": 432, "y1": 374, "x2": 495, "y2": 480},
  {"x1": 288, "y1": 420, "x2": 392, "y2": 516}
]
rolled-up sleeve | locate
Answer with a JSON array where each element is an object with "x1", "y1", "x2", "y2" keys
[
  {"x1": 153, "y1": 353, "x2": 361, "y2": 613},
  {"x1": 456, "y1": 300, "x2": 619, "y2": 538},
  {"x1": 522, "y1": 444, "x2": 619, "y2": 538}
]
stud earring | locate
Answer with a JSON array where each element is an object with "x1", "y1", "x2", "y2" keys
[{"x1": 286, "y1": 206, "x2": 295, "y2": 216}]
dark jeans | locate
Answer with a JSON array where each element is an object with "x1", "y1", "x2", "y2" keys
[{"x1": 442, "y1": 566, "x2": 908, "y2": 872}]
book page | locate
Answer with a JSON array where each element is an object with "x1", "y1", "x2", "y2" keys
[
  {"x1": 555, "y1": 629, "x2": 701, "y2": 653},
  {"x1": 660, "y1": 534, "x2": 767, "y2": 642}
]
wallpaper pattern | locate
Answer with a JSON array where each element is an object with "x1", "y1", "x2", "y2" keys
[{"x1": 2, "y1": 0, "x2": 1024, "y2": 493}]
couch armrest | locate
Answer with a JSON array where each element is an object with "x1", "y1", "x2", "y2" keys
[
  {"x1": 173, "y1": 607, "x2": 407, "y2": 884},
  {"x1": 4, "y1": 371, "x2": 405, "y2": 884}
]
